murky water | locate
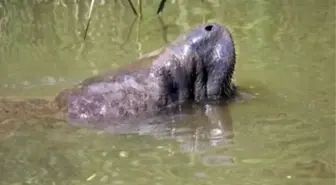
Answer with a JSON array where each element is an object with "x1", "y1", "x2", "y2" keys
[{"x1": 0, "y1": 0, "x2": 335, "y2": 185}]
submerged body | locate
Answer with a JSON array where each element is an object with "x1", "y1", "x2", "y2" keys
[{"x1": 0, "y1": 23, "x2": 237, "y2": 127}]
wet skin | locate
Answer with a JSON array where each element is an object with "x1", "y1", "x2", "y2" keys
[{"x1": 0, "y1": 23, "x2": 237, "y2": 129}]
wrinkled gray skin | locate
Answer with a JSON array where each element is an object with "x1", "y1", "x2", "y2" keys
[{"x1": 65, "y1": 23, "x2": 236, "y2": 125}]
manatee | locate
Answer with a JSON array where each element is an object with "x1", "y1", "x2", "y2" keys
[{"x1": 0, "y1": 23, "x2": 237, "y2": 129}]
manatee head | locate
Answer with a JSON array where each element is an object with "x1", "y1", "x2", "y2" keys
[{"x1": 151, "y1": 23, "x2": 236, "y2": 103}]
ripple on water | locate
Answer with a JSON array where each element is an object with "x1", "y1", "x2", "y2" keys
[
  {"x1": 131, "y1": 152, "x2": 163, "y2": 167},
  {"x1": 1, "y1": 76, "x2": 77, "y2": 90},
  {"x1": 201, "y1": 155, "x2": 235, "y2": 167},
  {"x1": 112, "y1": 180, "x2": 125, "y2": 185}
]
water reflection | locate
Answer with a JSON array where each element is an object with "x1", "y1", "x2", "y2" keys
[{"x1": 75, "y1": 103, "x2": 236, "y2": 166}]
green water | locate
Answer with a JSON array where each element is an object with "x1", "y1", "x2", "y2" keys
[{"x1": 0, "y1": 0, "x2": 335, "y2": 184}]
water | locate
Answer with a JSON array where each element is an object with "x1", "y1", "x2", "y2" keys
[{"x1": 0, "y1": 0, "x2": 335, "y2": 184}]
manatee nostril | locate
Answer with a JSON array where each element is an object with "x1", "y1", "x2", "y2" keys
[{"x1": 204, "y1": 25, "x2": 213, "y2": 32}]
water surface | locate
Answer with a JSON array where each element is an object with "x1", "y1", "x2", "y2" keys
[{"x1": 0, "y1": 0, "x2": 335, "y2": 185}]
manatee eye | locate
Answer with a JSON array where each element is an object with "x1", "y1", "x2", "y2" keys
[{"x1": 204, "y1": 25, "x2": 213, "y2": 32}]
